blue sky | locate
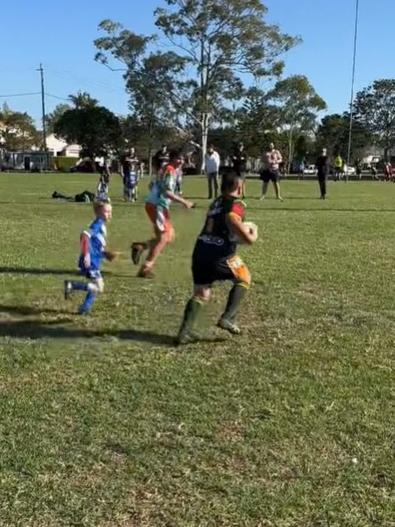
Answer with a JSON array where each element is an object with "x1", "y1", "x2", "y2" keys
[{"x1": 0, "y1": 0, "x2": 392, "y2": 126}]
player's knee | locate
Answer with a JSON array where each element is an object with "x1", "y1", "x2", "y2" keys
[
  {"x1": 166, "y1": 226, "x2": 175, "y2": 243},
  {"x1": 194, "y1": 286, "x2": 211, "y2": 302},
  {"x1": 96, "y1": 280, "x2": 105, "y2": 293}
]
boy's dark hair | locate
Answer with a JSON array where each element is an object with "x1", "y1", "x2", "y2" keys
[{"x1": 221, "y1": 172, "x2": 241, "y2": 194}]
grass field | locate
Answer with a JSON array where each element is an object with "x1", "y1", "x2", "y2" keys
[{"x1": 0, "y1": 173, "x2": 393, "y2": 526}]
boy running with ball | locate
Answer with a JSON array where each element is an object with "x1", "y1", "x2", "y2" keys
[
  {"x1": 64, "y1": 201, "x2": 116, "y2": 314},
  {"x1": 176, "y1": 173, "x2": 257, "y2": 345}
]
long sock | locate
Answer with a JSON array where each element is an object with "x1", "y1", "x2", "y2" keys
[
  {"x1": 178, "y1": 297, "x2": 204, "y2": 335},
  {"x1": 79, "y1": 291, "x2": 96, "y2": 313},
  {"x1": 71, "y1": 281, "x2": 88, "y2": 291},
  {"x1": 222, "y1": 284, "x2": 248, "y2": 322}
]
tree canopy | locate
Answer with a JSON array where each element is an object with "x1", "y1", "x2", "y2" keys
[
  {"x1": 95, "y1": 1, "x2": 298, "y2": 166},
  {"x1": 353, "y1": 79, "x2": 395, "y2": 160},
  {"x1": 0, "y1": 104, "x2": 39, "y2": 151},
  {"x1": 54, "y1": 96, "x2": 122, "y2": 159}
]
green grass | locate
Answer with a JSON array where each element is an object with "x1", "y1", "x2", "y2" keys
[{"x1": 0, "y1": 173, "x2": 393, "y2": 526}]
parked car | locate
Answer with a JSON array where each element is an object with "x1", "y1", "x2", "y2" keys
[
  {"x1": 343, "y1": 165, "x2": 356, "y2": 176},
  {"x1": 303, "y1": 164, "x2": 317, "y2": 176}
]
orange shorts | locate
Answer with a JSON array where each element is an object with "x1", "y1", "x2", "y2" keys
[{"x1": 145, "y1": 203, "x2": 173, "y2": 234}]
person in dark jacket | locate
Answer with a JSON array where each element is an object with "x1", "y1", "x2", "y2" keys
[
  {"x1": 152, "y1": 145, "x2": 169, "y2": 174},
  {"x1": 232, "y1": 142, "x2": 247, "y2": 197},
  {"x1": 315, "y1": 148, "x2": 330, "y2": 199}
]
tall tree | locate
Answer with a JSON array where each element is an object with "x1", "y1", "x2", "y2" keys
[
  {"x1": 353, "y1": 79, "x2": 395, "y2": 160},
  {"x1": 95, "y1": 20, "x2": 190, "y2": 174},
  {"x1": 54, "y1": 100, "x2": 122, "y2": 161},
  {"x1": 155, "y1": 0, "x2": 298, "y2": 166},
  {"x1": 0, "y1": 103, "x2": 39, "y2": 151},
  {"x1": 268, "y1": 75, "x2": 326, "y2": 172}
]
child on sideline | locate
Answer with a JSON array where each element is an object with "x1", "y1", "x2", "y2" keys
[
  {"x1": 131, "y1": 151, "x2": 194, "y2": 279},
  {"x1": 176, "y1": 172, "x2": 257, "y2": 345},
  {"x1": 64, "y1": 201, "x2": 114, "y2": 314},
  {"x1": 121, "y1": 148, "x2": 139, "y2": 202}
]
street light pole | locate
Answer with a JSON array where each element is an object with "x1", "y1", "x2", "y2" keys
[{"x1": 347, "y1": 0, "x2": 360, "y2": 171}]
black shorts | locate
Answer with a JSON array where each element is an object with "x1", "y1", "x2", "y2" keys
[
  {"x1": 192, "y1": 255, "x2": 235, "y2": 285},
  {"x1": 192, "y1": 251, "x2": 251, "y2": 287},
  {"x1": 260, "y1": 169, "x2": 280, "y2": 183}
]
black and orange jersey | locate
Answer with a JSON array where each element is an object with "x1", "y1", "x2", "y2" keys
[{"x1": 194, "y1": 196, "x2": 246, "y2": 259}]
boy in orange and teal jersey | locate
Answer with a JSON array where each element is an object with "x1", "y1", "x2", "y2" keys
[{"x1": 131, "y1": 151, "x2": 194, "y2": 278}]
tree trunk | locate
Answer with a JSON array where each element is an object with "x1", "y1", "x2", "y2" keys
[
  {"x1": 201, "y1": 113, "x2": 209, "y2": 173},
  {"x1": 287, "y1": 127, "x2": 294, "y2": 175},
  {"x1": 148, "y1": 116, "x2": 154, "y2": 178}
]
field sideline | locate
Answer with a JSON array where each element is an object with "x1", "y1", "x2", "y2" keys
[{"x1": 0, "y1": 173, "x2": 393, "y2": 526}]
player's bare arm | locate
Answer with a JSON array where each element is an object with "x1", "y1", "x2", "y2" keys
[{"x1": 226, "y1": 213, "x2": 257, "y2": 244}]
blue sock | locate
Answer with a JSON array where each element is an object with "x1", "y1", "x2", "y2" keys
[
  {"x1": 79, "y1": 291, "x2": 96, "y2": 313},
  {"x1": 71, "y1": 281, "x2": 88, "y2": 291}
]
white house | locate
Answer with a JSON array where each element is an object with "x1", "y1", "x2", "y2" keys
[{"x1": 46, "y1": 133, "x2": 80, "y2": 158}]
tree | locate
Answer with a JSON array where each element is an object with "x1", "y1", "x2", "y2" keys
[
  {"x1": 235, "y1": 87, "x2": 280, "y2": 156},
  {"x1": 0, "y1": 103, "x2": 39, "y2": 151},
  {"x1": 155, "y1": 0, "x2": 298, "y2": 166},
  {"x1": 54, "y1": 98, "x2": 122, "y2": 161},
  {"x1": 316, "y1": 113, "x2": 371, "y2": 162},
  {"x1": 95, "y1": 20, "x2": 190, "y2": 174},
  {"x1": 267, "y1": 75, "x2": 326, "y2": 172},
  {"x1": 69, "y1": 91, "x2": 99, "y2": 109},
  {"x1": 120, "y1": 114, "x2": 185, "y2": 162},
  {"x1": 353, "y1": 79, "x2": 395, "y2": 160},
  {"x1": 45, "y1": 104, "x2": 71, "y2": 134}
]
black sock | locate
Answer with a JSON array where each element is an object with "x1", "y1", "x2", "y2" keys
[
  {"x1": 222, "y1": 284, "x2": 248, "y2": 322},
  {"x1": 178, "y1": 297, "x2": 204, "y2": 335}
]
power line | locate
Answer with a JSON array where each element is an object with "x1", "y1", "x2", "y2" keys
[
  {"x1": 0, "y1": 92, "x2": 41, "y2": 98},
  {"x1": 45, "y1": 65, "x2": 125, "y2": 95},
  {"x1": 45, "y1": 92, "x2": 70, "y2": 102}
]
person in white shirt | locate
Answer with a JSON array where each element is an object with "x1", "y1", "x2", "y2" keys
[
  {"x1": 205, "y1": 145, "x2": 221, "y2": 199},
  {"x1": 260, "y1": 142, "x2": 283, "y2": 201}
]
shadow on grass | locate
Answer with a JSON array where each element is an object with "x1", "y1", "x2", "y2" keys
[
  {"x1": 0, "y1": 304, "x2": 71, "y2": 316},
  {"x1": 0, "y1": 318, "x2": 175, "y2": 346},
  {"x1": 0, "y1": 305, "x2": 228, "y2": 347},
  {"x1": 0, "y1": 267, "x2": 127, "y2": 278},
  {"x1": 0, "y1": 266, "x2": 78, "y2": 276}
]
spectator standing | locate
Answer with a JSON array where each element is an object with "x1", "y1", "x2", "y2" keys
[
  {"x1": 260, "y1": 142, "x2": 283, "y2": 201},
  {"x1": 153, "y1": 145, "x2": 169, "y2": 175},
  {"x1": 371, "y1": 165, "x2": 378, "y2": 180},
  {"x1": 121, "y1": 148, "x2": 139, "y2": 202},
  {"x1": 205, "y1": 145, "x2": 221, "y2": 199},
  {"x1": 356, "y1": 162, "x2": 362, "y2": 180},
  {"x1": 175, "y1": 155, "x2": 184, "y2": 195},
  {"x1": 334, "y1": 154, "x2": 343, "y2": 181},
  {"x1": 299, "y1": 160, "x2": 305, "y2": 180},
  {"x1": 315, "y1": 148, "x2": 330, "y2": 199},
  {"x1": 232, "y1": 142, "x2": 247, "y2": 197},
  {"x1": 384, "y1": 161, "x2": 393, "y2": 182}
]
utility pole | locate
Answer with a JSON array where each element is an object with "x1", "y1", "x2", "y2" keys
[
  {"x1": 347, "y1": 0, "x2": 360, "y2": 173},
  {"x1": 37, "y1": 63, "x2": 48, "y2": 167}
]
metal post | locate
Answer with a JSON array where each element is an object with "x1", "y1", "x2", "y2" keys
[
  {"x1": 37, "y1": 63, "x2": 48, "y2": 168},
  {"x1": 347, "y1": 0, "x2": 360, "y2": 174}
]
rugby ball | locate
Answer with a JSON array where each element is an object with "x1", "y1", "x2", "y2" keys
[{"x1": 230, "y1": 221, "x2": 258, "y2": 244}]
